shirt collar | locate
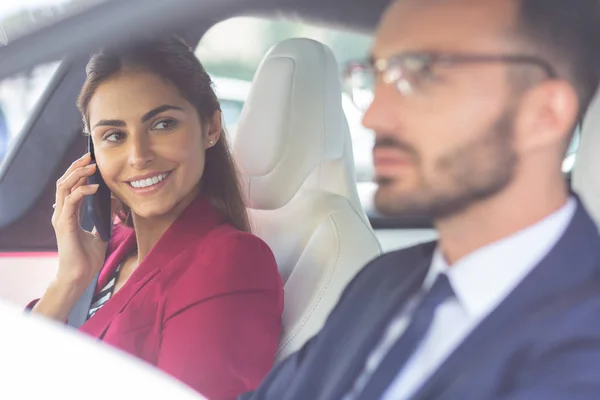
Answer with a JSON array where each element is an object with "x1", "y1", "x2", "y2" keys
[{"x1": 423, "y1": 196, "x2": 577, "y2": 319}]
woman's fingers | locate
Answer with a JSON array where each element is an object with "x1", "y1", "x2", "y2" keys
[
  {"x1": 54, "y1": 184, "x2": 99, "y2": 229},
  {"x1": 71, "y1": 176, "x2": 88, "y2": 194},
  {"x1": 54, "y1": 163, "x2": 96, "y2": 217},
  {"x1": 52, "y1": 185, "x2": 98, "y2": 229},
  {"x1": 55, "y1": 153, "x2": 91, "y2": 205},
  {"x1": 57, "y1": 153, "x2": 91, "y2": 185}
]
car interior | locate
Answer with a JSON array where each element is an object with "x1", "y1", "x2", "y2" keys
[
  {"x1": 233, "y1": 37, "x2": 381, "y2": 358},
  {"x1": 0, "y1": 0, "x2": 595, "y2": 366}
]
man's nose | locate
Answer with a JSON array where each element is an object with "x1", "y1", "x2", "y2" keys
[{"x1": 362, "y1": 82, "x2": 402, "y2": 134}]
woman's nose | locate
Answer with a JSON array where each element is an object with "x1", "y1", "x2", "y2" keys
[{"x1": 128, "y1": 135, "x2": 154, "y2": 169}]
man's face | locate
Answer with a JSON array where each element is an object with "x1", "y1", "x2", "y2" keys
[{"x1": 364, "y1": 0, "x2": 526, "y2": 218}]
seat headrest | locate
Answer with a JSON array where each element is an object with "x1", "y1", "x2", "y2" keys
[
  {"x1": 572, "y1": 89, "x2": 600, "y2": 224},
  {"x1": 233, "y1": 38, "x2": 346, "y2": 210}
]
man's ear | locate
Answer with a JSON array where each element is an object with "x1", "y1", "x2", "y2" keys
[
  {"x1": 514, "y1": 80, "x2": 579, "y2": 153},
  {"x1": 205, "y1": 110, "x2": 222, "y2": 149}
]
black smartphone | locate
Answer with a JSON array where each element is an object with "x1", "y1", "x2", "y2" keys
[{"x1": 86, "y1": 135, "x2": 112, "y2": 242}]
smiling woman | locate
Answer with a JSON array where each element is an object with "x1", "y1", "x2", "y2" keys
[
  {"x1": 28, "y1": 35, "x2": 284, "y2": 400},
  {"x1": 77, "y1": 37, "x2": 252, "y2": 231},
  {"x1": 85, "y1": 71, "x2": 218, "y2": 225}
]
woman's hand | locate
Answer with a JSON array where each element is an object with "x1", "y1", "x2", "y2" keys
[
  {"x1": 32, "y1": 153, "x2": 109, "y2": 321},
  {"x1": 51, "y1": 152, "x2": 108, "y2": 286}
]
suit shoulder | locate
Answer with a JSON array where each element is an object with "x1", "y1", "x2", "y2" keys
[
  {"x1": 538, "y1": 281, "x2": 600, "y2": 339},
  {"x1": 187, "y1": 225, "x2": 276, "y2": 268},
  {"x1": 174, "y1": 226, "x2": 280, "y2": 292},
  {"x1": 206, "y1": 225, "x2": 272, "y2": 250},
  {"x1": 163, "y1": 227, "x2": 282, "y2": 316},
  {"x1": 375, "y1": 240, "x2": 436, "y2": 262},
  {"x1": 336, "y1": 240, "x2": 436, "y2": 301},
  {"x1": 355, "y1": 240, "x2": 436, "y2": 280}
]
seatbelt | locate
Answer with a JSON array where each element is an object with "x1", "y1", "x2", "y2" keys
[
  {"x1": 66, "y1": 272, "x2": 99, "y2": 329},
  {"x1": 67, "y1": 206, "x2": 113, "y2": 329}
]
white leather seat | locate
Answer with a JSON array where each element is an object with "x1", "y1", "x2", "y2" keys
[
  {"x1": 233, "y1": 38, "x2": 382, "y2": 360},
  {"x1": 572, "y1": 89, "x2": 600, "y2": 224}
]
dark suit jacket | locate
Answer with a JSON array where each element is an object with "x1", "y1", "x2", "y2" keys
[
  {"x1": 30, "y1": 195, "x2": 284, "y2": 400},
  {"x1": 243, "y1": 199, "x2": 600, "y2": 400}
]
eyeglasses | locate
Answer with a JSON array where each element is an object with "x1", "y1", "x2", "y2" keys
[{"x1": 343, "y1": 51, "x2": 558, "y2": 111}]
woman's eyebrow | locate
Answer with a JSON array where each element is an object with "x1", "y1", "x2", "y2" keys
[
  {"x1": 92, "y1": 119, "x2": 125, "y2": 131},
  {"x1": 91, "y1": 104, "x2": 184, "y2": 131},
  {"x1": 141, "y1": 104, "x2": 184, "y2": 123}
]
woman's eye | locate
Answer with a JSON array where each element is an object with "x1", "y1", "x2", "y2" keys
[
  {"x1": 153, "y1": 118, "x2": 178, "y2": 131},
  {"x1": 104, "y1": 131, "x2": 125, "y2": 143}
]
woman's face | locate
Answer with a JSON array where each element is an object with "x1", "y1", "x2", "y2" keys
[{"x1": 87, "y1": 69, "x2": 220, "y2": 221}]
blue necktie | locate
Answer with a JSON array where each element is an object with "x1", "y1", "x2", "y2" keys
[{"x1": 356, "y1": 273, "x2": 455, "y2": 400}]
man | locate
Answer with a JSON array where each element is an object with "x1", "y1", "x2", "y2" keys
[{"x1": 242, "y1": 0, "x2": 600, "y2": 399}]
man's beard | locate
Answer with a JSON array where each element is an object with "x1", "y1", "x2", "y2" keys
[{"x1": 374, "y1": 107, "x2": 518, "y2": 220}]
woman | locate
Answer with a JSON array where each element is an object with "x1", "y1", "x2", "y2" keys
[{"x1": 28, "y1": 36, "x2": 283, "y2": 400}]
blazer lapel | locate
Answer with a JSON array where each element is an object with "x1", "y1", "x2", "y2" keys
[
  {"x1": 96, "y1": 227, "x2": 136, "y2": 292},
  {"x1": 80, "y1": 194, "x2": 225, "y2": 338},
  {"x1": 326, "y1": 242, "x2": 436, "y2": 400},
  {"x1": 410, "y1": 200, "x2": 600, "y2": 399},
  {"x1": 80, "y1": 266, "x2": 160, "y2": 338}
]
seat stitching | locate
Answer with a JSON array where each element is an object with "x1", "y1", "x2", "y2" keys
[{"x1": 276, "y1": 212, "x2": 342, "y2": 355}]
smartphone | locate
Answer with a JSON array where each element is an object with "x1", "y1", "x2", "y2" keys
[{"x1": 86, "y1": 135, "x2": 112, "y2": 242}]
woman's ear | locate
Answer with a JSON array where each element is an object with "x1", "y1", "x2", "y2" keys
[{"x1": 205, "y1": 110, "x2": 222, "y2": 149}]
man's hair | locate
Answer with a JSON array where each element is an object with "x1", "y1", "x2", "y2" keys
[{"x1": 516, "y1": 0, "x2": 600, "y2": 118}]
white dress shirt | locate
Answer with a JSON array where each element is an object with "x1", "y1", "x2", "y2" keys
[{"x1": 345, "y1": 197, "x2": 577, "y2": 400}]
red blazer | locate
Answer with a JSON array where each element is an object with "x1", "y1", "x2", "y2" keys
[{"x1": 60, "y1": 196, "x2": 282, "y2": 399}]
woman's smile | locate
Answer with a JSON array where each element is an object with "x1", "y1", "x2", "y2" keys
[{"x1": 125, "y1": 170, "x2": 173, "y2": 195}]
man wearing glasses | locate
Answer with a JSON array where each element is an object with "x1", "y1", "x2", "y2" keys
[{"x1": 242, "y1": 0, "x2": 600, "y2": 399}]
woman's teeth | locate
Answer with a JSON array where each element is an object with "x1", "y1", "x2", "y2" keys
[{"x1": 129, "y1": 172, "x2": 169, "y2": 188}]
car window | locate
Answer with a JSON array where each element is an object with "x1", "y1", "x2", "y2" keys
[
  {"x1": 211, "y1": 76, "x2": 251, "y2": 143},
  {"x1": 197, "y1": 17, "x2": 374, "y2": 182},
  {"x1": 220, "y1": 99, "x2": 244, "y2": 127},
  {"x1": 0, "y1": 0, "x2": 107, "y2": 45},
  {"x1": 0, "y1": 61, "x2": 61, "y2": 164},
  {"x1": 219, "y1": 99, "x2": 244, "y2": 141}
]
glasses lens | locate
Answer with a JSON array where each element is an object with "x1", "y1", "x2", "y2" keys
[{"x1": 343, "y1": 61, "x2": 374, "y2": 112}]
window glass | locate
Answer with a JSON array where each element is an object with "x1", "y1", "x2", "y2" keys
[
  {"x1": 211, "y1": 76, "x2": 252, "y2": 142},
  {"x1": 197, "y1": 17, "x2": 374, "y2": 181},
  {"x1": 0, "y1": 61, "x2": 61, "y2": 164},
  {"x1": 0, "y1": 0, "x2": 107, "y2": 45}
]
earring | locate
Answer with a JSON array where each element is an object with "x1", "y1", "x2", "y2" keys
[{"x1": 209, "y1": 140, "x2": 215, "y2": 146}]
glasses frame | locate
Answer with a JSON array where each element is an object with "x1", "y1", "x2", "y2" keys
[{"x1": 344, "y1": 51, "x2": 558, "y2": 108}]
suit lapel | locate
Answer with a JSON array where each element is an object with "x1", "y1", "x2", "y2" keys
[
  {"x1": 326, "y1": 243, "x2": 436, "y2": 400},
  {"x1": 79, "y1": 266, "x2": 160, "y2": 338},
  {"x1": 96, "y1": 227, "x2": 136, "y2": 292},
  {"x1": 411, "y1": 200, "x2": 600, "y2": 399},
  {"x1": 80, "y1": 194, "x2": 224, "y2": 338}
]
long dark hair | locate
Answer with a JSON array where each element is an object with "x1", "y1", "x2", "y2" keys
[{"x1": 77, "y1": 35, "x2": 251, "y2": 233}]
